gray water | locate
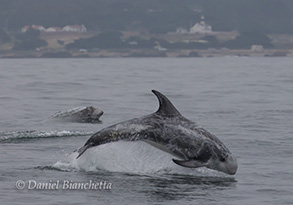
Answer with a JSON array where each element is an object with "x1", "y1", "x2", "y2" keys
[{"x1": 0, "y1": 58, "x2": 292, "y2": 205}]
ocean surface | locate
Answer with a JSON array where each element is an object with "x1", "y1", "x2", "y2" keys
[{"x1": 0, "y1": 57, "x2": 292, "y2": 205}]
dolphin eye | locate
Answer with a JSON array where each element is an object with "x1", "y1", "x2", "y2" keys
[{"x1": 220, "y1": 157, "x2": 226, "y2": 162}]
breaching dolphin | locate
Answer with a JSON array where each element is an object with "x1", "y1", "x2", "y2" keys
[{"x1": 76, "y1": 90, "x2": 238, "y2": 175}]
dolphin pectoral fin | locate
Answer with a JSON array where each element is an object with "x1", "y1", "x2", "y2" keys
[
  {"x1": 76, "y1": 144, "x2": 91, "y2": 159},
  {"x1": 172, "y1": 159, "x2": 205, "y2": 168}
]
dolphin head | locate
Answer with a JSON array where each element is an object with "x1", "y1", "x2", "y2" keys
[
  {"x1": 206, "y1": 152, "x2": 238, "y2": 175},
  {"x1": 150, "y1": 90, "x2": 238, "y2": 175},
  {"x1": 80, "y1": 106, "x2": 103, "y2": 122},
  {"x1": 173, "y1": 142, "x2": 238, "y2": 175}
]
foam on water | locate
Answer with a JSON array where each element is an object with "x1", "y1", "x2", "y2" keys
[
  {"x1": 0, "y1": 130, "x2": 93, "y2": 143},
  {"x1": 54, "y1": 141, "x2": 227, "y2": 177}
]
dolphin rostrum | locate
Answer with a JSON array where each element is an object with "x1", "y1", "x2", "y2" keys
[{"x1": 76, "y1": 90, "x2": 238, "y2": 175}]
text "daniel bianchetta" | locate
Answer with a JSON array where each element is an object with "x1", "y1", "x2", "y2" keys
[{"x1": 16, "y1": 180, "x2": 112, "y2": 190}]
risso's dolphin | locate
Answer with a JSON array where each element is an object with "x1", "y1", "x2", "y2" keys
[
  {"x1": 76, "y1": 90, "x2": 238, "y2": 175},
  {"x1": 50, "y1": 106, "x2": 103, "y2": 123}
]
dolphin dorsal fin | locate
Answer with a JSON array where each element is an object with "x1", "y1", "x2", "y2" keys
[{"x1": 152, "y1": 90, "x2": 181, "y2": 116}]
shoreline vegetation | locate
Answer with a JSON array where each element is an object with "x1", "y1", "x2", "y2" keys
[
  {"x1": 2, "y1": 0, "x2": 293, "y2": 58},
  {"x1": 1, "y1": 31, "x2": 293, "y2": 58},
  {"x1": 0, "y1": 48, "x2": 292, "y2": 59}
]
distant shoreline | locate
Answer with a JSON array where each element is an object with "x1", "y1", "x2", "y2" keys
[
  {"x1": 2, "y1": 30, "x2": 293, "y2": 58},
  {"x1": 0, "y1": 48, "x2": 292, "y2": 58}
]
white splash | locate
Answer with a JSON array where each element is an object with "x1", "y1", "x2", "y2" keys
[
  {"x1": 0, "y1": 130, "x2": 93, "y2": 142},
  {"x1": 54, "y1": 141, "x2": 224, "y2": 176}
]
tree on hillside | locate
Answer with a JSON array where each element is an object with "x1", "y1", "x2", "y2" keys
[
  {"x1": 0, "y1": 29, "x2": 10, "y2": 44},
  {"x1": 66, "y1": 30, "x2": 124, "y2": 49},
  {"x1": 4, "y1": 0, "x2": 293, "y2": 34},
  {"x1": 15, "y1": 28, "x2": 41, "y2": 41},
  {"x1": 223, "y1": 32, "x2": 273, "y2": 49},
  {"x1": 13, "y1": 28, "x2": 48, "y2": 50}
]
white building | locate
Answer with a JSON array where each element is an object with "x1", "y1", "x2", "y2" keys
[
  {"x1": 21, "y1": 25, "x2": 46, "y2": 33},
  {"x1": 31, "y1": 25, "x2": 46, "y2": 32},
  {"x1": 176, "y1": 27, "x2": 188, "y2": 34},
  {"x1": 45, "y1": 27, "x2": 62, "y2": 32},
  {"x1": 63, "y1": 25, "x2": 87, "y2": 33},
  {"x1": 251, "y1": 45, "x2": 264, "y2": 52},
  {"x1": 154, "y1": 45, "x2": 167, "y2": 51},
  {"x1": 21, "y1": 26, "x2": 30, "y2": 33},
  {"x1": 190, "y1": 16, "x2": 212, "y2": 34}
]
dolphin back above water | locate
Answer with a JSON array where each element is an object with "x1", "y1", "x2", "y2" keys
[
  {"x1": 77, "y1": 90, "x2": 238, "y2": 175},
  {"x1": 50, "y1": 106, "x2": 103, "y2": 123}
]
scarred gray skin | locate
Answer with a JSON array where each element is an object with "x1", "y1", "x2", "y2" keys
[
  {"x1": 51, "y1": 106, "x2": 103, "y2": 123},
  {"x1": 76, "y1": 90, "x2": 238, "y2": 175}
]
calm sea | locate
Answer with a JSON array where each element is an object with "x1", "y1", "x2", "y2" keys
[{"x1": 0, "y1": 57, "x2": 292, "y2": 205}]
